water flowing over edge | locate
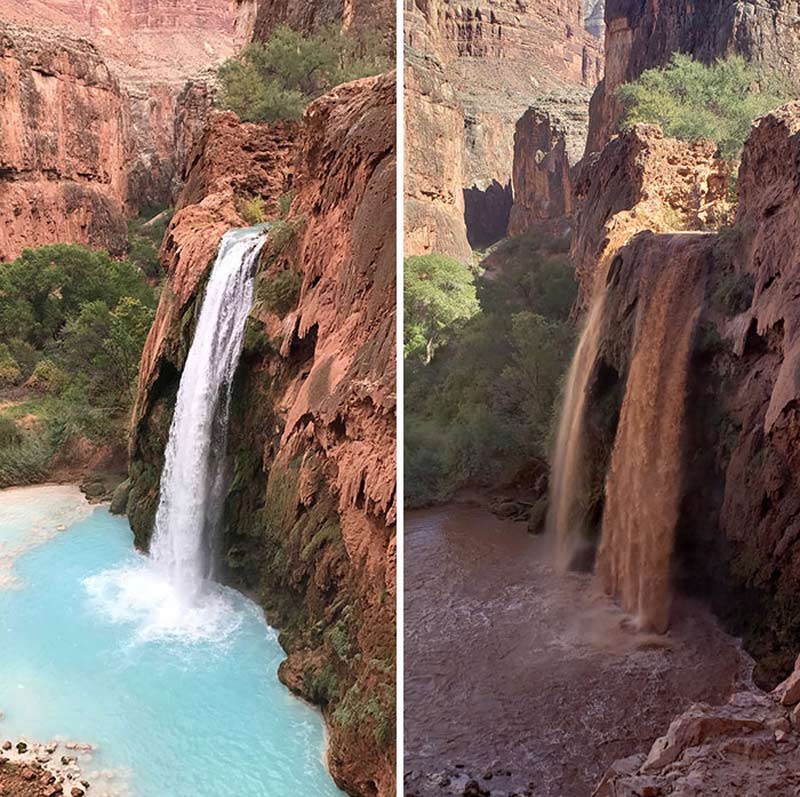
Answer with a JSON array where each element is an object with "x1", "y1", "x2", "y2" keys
[{"x1": 90, "y1": 226, "x2": 267, "y2": 644}]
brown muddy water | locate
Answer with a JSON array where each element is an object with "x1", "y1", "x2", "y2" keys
[{"x1": 404, "y1": 502, "x2": 753, "y2": 797}]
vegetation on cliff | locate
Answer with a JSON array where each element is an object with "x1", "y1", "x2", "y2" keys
[
  {"x1": 618, "y1": 54, "x2": 790, "y2": 161},
  {"x1": 405, "y1": 234, "x2": 576, "y2": 506},
  {"x1": 217, "y1": 24, "x2": 392, "y2": 122},
  {"x1": 0, "y1": 244, "x2": 156, "y2": 487}
]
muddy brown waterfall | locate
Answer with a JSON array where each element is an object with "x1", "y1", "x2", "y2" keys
[
  {"x1": 546, "y1": 271, "x2": 608, "y2": 571},
  {"x1": 548, "y1": 235, "x2": 708, "y2": 632},
  {"x1": 596, "y1": 236, "x2": 707, "y2": 632}
]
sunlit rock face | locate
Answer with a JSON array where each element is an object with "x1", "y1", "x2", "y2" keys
[
  {"x1": 0, "y1": 0, "x2": 236, "y2": 260},
  {"x1": 586, "y1": 0, "x2": 800, "y2": 155},
  {"x1": 405, "y1": 0, "x2": 603, "y2": 253}
]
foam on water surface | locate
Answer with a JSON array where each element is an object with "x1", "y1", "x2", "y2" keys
[{"x1": 0, "y1": 488, "x2": 344, "y2": 797}]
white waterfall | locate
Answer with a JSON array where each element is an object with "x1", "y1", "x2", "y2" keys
[{"x1": 149, "y1": 227, "x2": 266, "y2": 599}]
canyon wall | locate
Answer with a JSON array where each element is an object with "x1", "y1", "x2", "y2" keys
[
  {"x1": 127, "y1": 73, "x2": 397, "y2": 797},
  {"x1": 405, "y1": 0, "x2": 603, "y2": 256},
  {"x1": 233, "y1": 0, "x2": 396, "y2": 40},
  {"x1": 0, "y1": 1, "x2": 235, "y2": 261},
  {"x1": 0, "y1": 23, "x2": 129, "y2": 259},
  {"x1": 587, "y1": 0, "x2": 800, "y2": 155},
  {"x1": 507, "y1": 92, "x2": 591, "y2": 236}
]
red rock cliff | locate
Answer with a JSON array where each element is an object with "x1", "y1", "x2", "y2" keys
[
  {"x1": 128, "y1": 73, "x2": 396, "y2": 797},
  {"x1": 0, "y1": 0, "x2": 235, "y2": 260},
  {"x1": 586, "y1": 0, "x2": 800, "y2": 155},
  {"x1": 405, "y1": 0, "x2": 603, "y2": 254},
  {"x1": 0, "y1": 23, "x2": 129, "y2": 260}
]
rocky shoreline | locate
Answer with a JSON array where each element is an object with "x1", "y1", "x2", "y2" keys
[{"x1": 0, "y1": 736, "x2": 96, "y2": 797}]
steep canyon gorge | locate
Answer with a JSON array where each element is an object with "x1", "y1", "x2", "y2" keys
[
  {"x1": 0, "y1": 1, "x2": 395, "y2": 796},
  {"x1": 405, "y1": 0, "x2": 603, "y2": 258},
  {"x1": 126, "y1": 63, "x2": 397, "y2": 797},
  {"x1": 405, "y1": 0, "x2": 800, "y2": 794}
]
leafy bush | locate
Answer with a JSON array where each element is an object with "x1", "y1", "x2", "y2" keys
[
  {"x1": 404, "y1": 253, "x2": 480, "y2": 364},
  {"x1": 27, "y1": 359, "x2": 67, "y2": 394},
  {"x1": 217, "y1": 25, "x2": 391, "y2": 123},
  {"x1": 0, "y1": 244, "x2": 154, "y2": 348},
  {"x1": 618, "y1": 54, "x2": 791, "y2": 160},
  {"x1": 404, "y1": 236, "x2": 578, "y2": 506},
  {"x1": 278, "y1": 191, "x2": 296, "y2": 218},
  {"x1": 127, "y1": 234, "x2": 162, "y2": 279},
  {"x1": 236, "y1": 194, "x2": 267, "y2": 226},
  {"x1": 255, "y1": 270, "x2": 302, "y2": 317},
  {"x1": 0, "y1": 344, "x2": 21, "y2": 387}
]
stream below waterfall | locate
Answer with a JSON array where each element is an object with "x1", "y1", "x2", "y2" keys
[
  {"x1": 0, "y1": 484, "x2": 344, "y2": 797},
  {"x1": 404, "y1": 502, "x2": 753, "y2": 797}
]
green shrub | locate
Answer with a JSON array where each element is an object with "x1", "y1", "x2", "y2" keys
[
  {"x1": 236, "y1": 194, "x2": 267, "y2": 226},
  {"x1": 0, "y1": 344, "x2": 21, "y2": 387},
  {"x1": 127, "y1": 233, "x2": 162, "y2": 279},
  {"x1": 618, "y1": 54, "x2": 791, "y2": 161},
  {"x1": 27, "y1": 359, "x2": 67, "y2": 394},
  {"x1": 217, "y1": 25, "x2": 391, "y2": 123},
  {"x1": 405, "y1": 235, "x2": 577, "y2": 505},
  {"x1": 256, "y1": 270, "x2": 302, "y2": 317},
  {"x1": 278, "y1": 191, "x2": 296, "y2": 218}
]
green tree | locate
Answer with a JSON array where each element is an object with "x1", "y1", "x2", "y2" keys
[
  {"x1": 404, "y1": 254, "x2": 480, "y2": 363},
  {"x1": 217, "y1": 25, "x2": 391, "y2": 123},
  {"x1": 618, "y1": 54, "x2": 790, "y2": 160},
  {"x1": 0, "y1": 245, "x2": 154, "y2": 347},
  {"x1": 60, "y1": 297, "x2": 154, "y2": 409}
]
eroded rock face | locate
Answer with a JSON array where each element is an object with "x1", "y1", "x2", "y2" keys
[
  {"x1": 128, "y1": 73, "x2": 396, "y2": 797},
  {"x1": 596, "y1": 681, "x2": 800, "y2": 796},
  {"x1": 233, "y1": 0, "x2": 395, "y2": 40},
  {"x1": 405, "y1": 0, "x2": 603, "y2": 253},
  {"x1": 571, "y1": 123, "x2": 729, "y2": 309},
  {"x1": 404, "y1": 51, "x2": 472, "y2": 262},
  {"x1": 0, "y1": 1, "x2": 235, "y2": 260},
  {"x1": 0, "y1": 23, "x2": 129, "y2": 260},
  {"x1": 508, "y1": 91, "x2": 591, "y2": 236},
  {"x1": 586, "y1": 0, "x2": 800, "y2": 155}
]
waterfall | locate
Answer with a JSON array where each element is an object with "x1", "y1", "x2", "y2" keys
[
  {"x1": 595, "y1": 250, "x2": 703, "y2": 632},
  {"x1": 149, "y1": 227, "x2": 266, "y2": 599},
  {"x1": 546, "y1": 278, "x2": 608, "y2": 571}
]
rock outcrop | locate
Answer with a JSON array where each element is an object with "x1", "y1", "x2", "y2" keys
[
  {"x1": 405, "y1": 0, "x2": 603, "y2": 253},
  {"x1": 404, "y1": 51, "x2": 472, "y2": 262},
  {"x1": 0, "y1": 1, "x2": 235, "y2": 260},
  {"x1": 128, "y1": 72, "x2": 396, "y2": 797},
  {"x1": 233, "y1": 0, "x2": 395, "y2": 41},
  {"x1": 571, "y1": 124, "x2": 729, "y2": 308},
  {"x1": 507, "y1": 91, "x2": 591, "y2": 236},
  {"x1": 0, "y1": 23, "x2": 129, "y2": 260},
  {"x1": 596, "y1": 657, "x2": 800, "y2": 796},
  {"x1": 586, "y1": 0, "x2": 800, "y2": 155}
]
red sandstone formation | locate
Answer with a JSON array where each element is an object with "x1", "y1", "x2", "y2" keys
[
  {"x1": 129, "y1": 73, "x2": 396, "y2": 797},
  {"x1": 586, "y1": 0, "x2": 800, "y2": 155},
  {"x1": 0, "y1": 1, "x2": 235, "y2": 261},
  {"x1": 404, "y1": 52, "x2": 472, "y2": 262},
  {"x1": 0, "y1": 23, "x2": 129, "y2": 260},
  {"x1": 571, "y1": 124, "x2": 729, "y2": 309},
  {"x1": 596, "y1": 660, "x2": 800, "y2": 796},
  {"x1": 508, "y1": 95, "x2": 591, "y2": 235},
  {"x1": 405, "y1": 0, "x2": 603, "y2": 253},
  {"x1": 234, "y1": 0, "x2": 395, "y2": 40}
]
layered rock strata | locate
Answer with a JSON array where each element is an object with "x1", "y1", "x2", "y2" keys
[
  {"x1": 405, "y1": 0, "x2": 603, "y2": 254},
  {"x1": 507, "y1": 90, "x2": 592, "y2": 236},
  {"x1": 587, "y1": 0, "x2": 800, "y2": 155},
  {"x1": 0, "y1": 2, "x2": 235, "y2": 261}
]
